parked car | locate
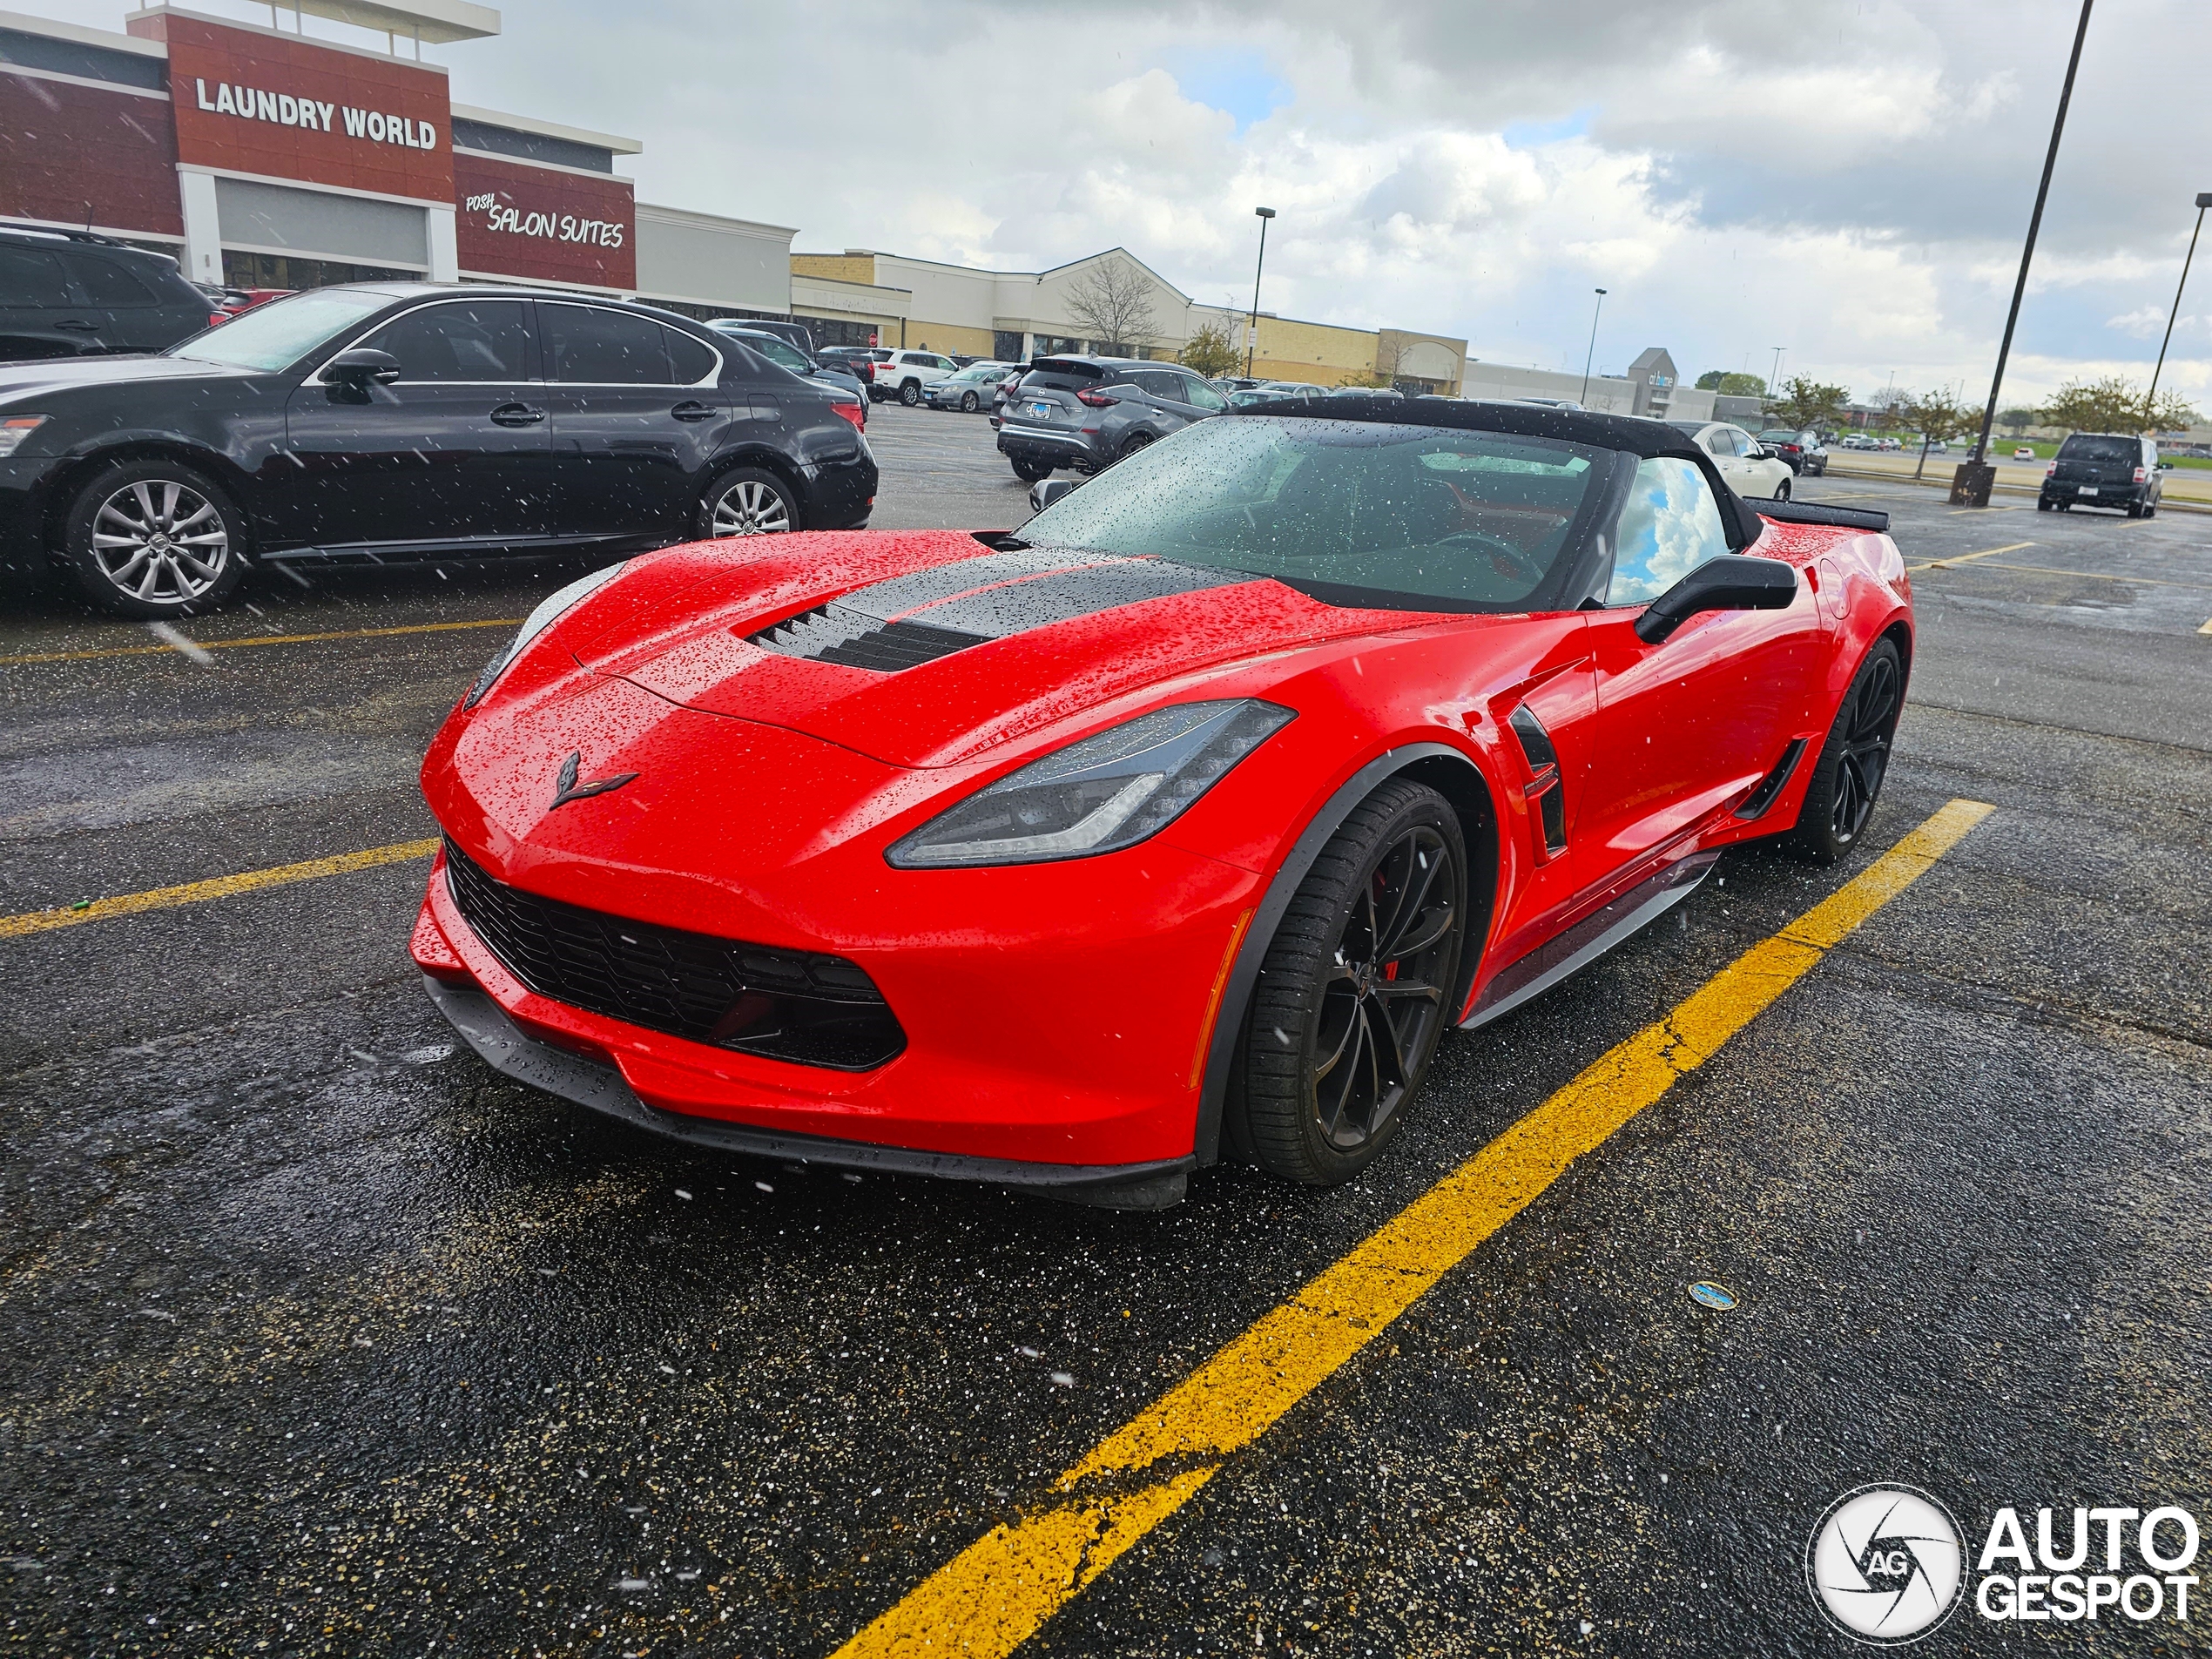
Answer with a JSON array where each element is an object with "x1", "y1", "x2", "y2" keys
[
  {"x1": 995, "y1": 356, "x2": 1231, "y2": 480},
  {"x1": 1228, "y1": 381, "x2": 1325, "y2": 408},
  {"x1": 1836, "y1": 434, "x2": 1876, "y2": 450},
  {"x1": 196, "y1": 283, "x2": 292, "y2": 319},
  {"x1": 706, "y1": 321, "x2": 869, "y2": 426},
  {"x1": 1, "y1": 223, "x2": 226, "y2": 362},
  {"x1": 873, "y1": 349, "x2": 960, "y2": 406},
  {"x1": 2038, "y1": 432, "x2": 2162, "y2": 516},
  {"x1": 413, "y1": 396, "x2": 1911, "y2": 1204},
  {"x1": 2012, "y1": 445, "x2": 2037, "y2": 460},
  {"x1": 1877, "y1": 436, "x2": 1903, "y2": 452},
  {"x1": 818, "y1": 345, "x2": 884, "y2": 386},
  {"x1": 1669, "y1": 420, "x2": 1794, "y2": 500},
  {"x1": 719, "y1": 317, "x2": 815, "y2": 357},
  {"x1": 925, "y1": 361, "x2": 1016, "y2": 411},
  {"x1": 0, "y1": 284, "x2": 877, "y2": 617},
  {"x1": 1757, "y1": 428, "x2": 1829, "y2": 476}
]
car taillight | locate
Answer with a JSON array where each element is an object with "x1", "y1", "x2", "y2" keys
[
  {"x1": 2046, "y1": 462, "x2": 2056, "y2": 475},
  {"x1": 830, "y1": 399, "x2": 866, "y2": 433},
  {"x1": 2133, "y1": 466, "x2": 2147, "y2": 482},
  {"x1": 1076, "y1": 388, "x2": 1117, "y2": 408},
  {"x1": 208, "y1": 313, "x2": 228, "y2": 327}
]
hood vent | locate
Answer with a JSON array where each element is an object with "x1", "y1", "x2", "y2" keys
[{"x1": 745, "y1": 547, "x2": 1258, "y2": 674}]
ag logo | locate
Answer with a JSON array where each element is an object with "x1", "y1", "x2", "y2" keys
[{"x1": 1806, "y1": 1485, "x2": 1966, "y2": 1644}]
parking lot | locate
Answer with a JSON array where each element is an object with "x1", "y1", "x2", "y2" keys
[{"x1": 3, "y1": 399, "x2": 2209, "y2": 1656}]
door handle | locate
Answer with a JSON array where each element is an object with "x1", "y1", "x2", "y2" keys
[
  {"x1": 489, "y1": 403, "x2": 545, "y2": 427},
  {"x1": 671, "y1": 400, "x2": 718, "y2": 421},
  {"x1": 56, "y1": 320, "x2": 100, "y2": 331}
]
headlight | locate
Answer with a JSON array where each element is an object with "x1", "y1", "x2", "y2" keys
[
  {"x1": 0, "y1": 415, "x2": 49, "y2": 457},
  {"x1": 462, "y1": 561, "x2": 628, "y2": 709},
  {"x1": 887, "y1": 699, "x2": 1294, "y2": 869}
]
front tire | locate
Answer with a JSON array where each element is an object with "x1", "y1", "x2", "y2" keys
[
  {"x1": 1772, "y1": 476, "x2": 1791, "y2": 502},
  {"x1": 60, "y1": 459, "x2": 246, "y2": 617},
  {"x1": 695, "y1": 466, "x2": 799, "y2": 538},
  {"x1": 960, "y1": 390, "x2": 980, "y2": 413},
  {"x1": 1234, "y1": 779, "x2": 1467, "y2": 1187},
  {"x1": 1791, "y1": 637, "x2": 1903, "y2": 865}
]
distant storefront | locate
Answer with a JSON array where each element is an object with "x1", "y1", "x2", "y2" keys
[{"x1": 0, "y1": 1, "x2": 794, "y2": 320}]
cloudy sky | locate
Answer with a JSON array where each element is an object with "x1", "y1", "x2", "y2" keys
[{"x1": 29, "y1": 0, "x2": 2212, "y2": 412}]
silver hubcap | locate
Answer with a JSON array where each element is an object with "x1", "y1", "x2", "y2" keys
[
  {"x1": 708, "y1": 479, "x2": 792, "y2": 536},
  {"x1": 92, "y1": 480, "x2": 229, "y2": 604}
]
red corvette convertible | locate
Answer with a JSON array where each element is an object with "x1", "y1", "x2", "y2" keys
[{"x1": 411, "y1": 399, "x2": 1910, "y2": 1208}]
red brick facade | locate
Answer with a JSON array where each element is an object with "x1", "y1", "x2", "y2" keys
[
  {"x1": 453, "y1": 151, "x2": 636, "y2": 292},
  {"x1": 0, "y1": 72, "x2": 182, "y2": 238}
]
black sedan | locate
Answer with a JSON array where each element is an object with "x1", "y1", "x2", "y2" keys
[
  {"x1": 1756, "y1": 428, "x2": 1828, "y2": 476},
  {"x1": 0, "y1": 284, "x2": 877, "y2": 617}
]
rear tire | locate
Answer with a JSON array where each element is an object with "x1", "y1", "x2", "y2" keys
[
  {"x1": 1118, "y1": 430, "x2": 1157, "y2": 462},
  {"x1": 1011, "y1": 457, "x2": 1054, "y2": 482},
  {"x1": 59, "y1": 458, "x2": 247, "y2": 617},
  {"x1": 899, "y1": 380, "x2": 921, "y2": 407},
  {"x1": 1233, "y1": 779, "x2": 1467, "y2": 1187},
  {"x1": 1791, "y1": 637, "x2": 1903, "y2": 866},
  {"x1": 694, "y1": 466, "x2": 799, "y2": 538}
]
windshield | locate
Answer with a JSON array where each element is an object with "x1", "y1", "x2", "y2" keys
[
  {"x1": 165, "y1": 287, "x2": 392, "y2": 372},
  {"x1": 1019, "y1": 416, "x2": 1618, "y2": 613}
]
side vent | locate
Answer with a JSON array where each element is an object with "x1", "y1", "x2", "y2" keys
[
  {"x1": 1507, "y1": 704, "x2": 1568, "y2": 859},
  {"x1": 1735, "y1": 737, "x2": 1809, "y2": 820}
]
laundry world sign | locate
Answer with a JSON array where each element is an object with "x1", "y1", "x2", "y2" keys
[{"x1": 192, "y1": 79, "x2": 438, "y2": 150}]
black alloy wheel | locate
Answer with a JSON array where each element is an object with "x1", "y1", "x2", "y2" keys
[
  {"x1": 960, "y1": 390, "x2": 980, "y2": 413},
  {"x1": 1236, "y1": 779, "x2": 1467, "y2": 1186},
  {"x1": 899, "y1": 380, "x2": 922, "y2": 407},
  {"x1": 1012, "y1": 457, "x2": 1054, "y2": 482},
  {"x1": 1118, "y1": 430, "x2": 1156, "y2": 462},
  {"x1": 60, "y1": 458, "x2": 246, "y2": 617},
  {"x1": 695, "y1": 466, "x2": 799, "y2": 538},
  {"x1": 1791, "y1": 636, "x2": 1903, "y2": 865}
]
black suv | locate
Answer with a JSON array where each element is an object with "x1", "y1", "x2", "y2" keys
[
  {"x1": 995, "y1": 356, "x2": 1230, "y2": 481},
  {"x1": 2039, "y1": 432, "x2": 2162, "y2": 516},
  {"x1": 0, "y1": 224, "x2": 219, "y2": 362},
  {"x1": 0, "y1": 284, "x2": 876, "y2": 617},
  {"x1": 1756, "y1": 428, "x2": 1829, "y2": 476}
]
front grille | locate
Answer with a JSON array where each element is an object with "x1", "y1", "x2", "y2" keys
[{"x1": 442, "y1": 840, "x2": 904, "y2": 1071}]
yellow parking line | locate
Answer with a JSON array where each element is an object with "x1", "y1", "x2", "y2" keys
[
  {"x1": 0, "y1": 617, "x2": 521, "y2": 668},
  {"x1": 2199, "y1": 616, "x2": 2212, "y2": 636},
  {"x1": 1952, "y1": 561, "x2": 2212, "y2": 594},
  {"x1": 0, "y1": 839, "x2": 439, "y2": 939},
  {"x1": 829, "y1": 799, "x2": 1997, "y2": 1659},
  {"x1": 1906, "y1": 541, "x2": 2034, "y2": 572}
]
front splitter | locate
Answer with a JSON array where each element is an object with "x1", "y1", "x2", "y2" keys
[{"x1": 421, "y1": 974, "x2": 1194, "y2": 1209}]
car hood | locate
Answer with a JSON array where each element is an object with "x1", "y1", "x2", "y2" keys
[
  {"x1": 570, "y1": 530, "x2": 1413, "y2": 770},
  {"x1": 0, "y1": 353, "x2": 260, "y2": 405}
]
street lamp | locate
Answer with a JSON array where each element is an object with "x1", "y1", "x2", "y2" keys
[
  {"x1": 1770, "y1": 346, "x2": 1786, "y2": 393},
  {"x1": 1961, "y1": 0, "x2": 2094, "y2": 502},
  {"x1": 1578, "y1": 288, "x2": 1607, "y2": 404},
  {"x1": 2145, "y1": 191, "x2": 2212, "y2": 432},
  {"x1": 1245, "y1": 206, "x2": 1276, "y2": 380}
]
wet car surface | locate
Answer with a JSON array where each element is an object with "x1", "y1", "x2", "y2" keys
[{"x1": 3, "y1": 403, "x2": 2208, "y2": 1656}]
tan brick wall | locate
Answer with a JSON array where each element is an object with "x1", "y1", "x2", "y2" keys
[
  {"x1": 792, "y1": 253, "x2": 876, "y2": 283},
  {"x1": 905, "y1": 321, "x2": 998, "y2": 356}
]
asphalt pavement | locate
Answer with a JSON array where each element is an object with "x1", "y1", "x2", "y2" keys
[{"x1": 3, "y1": 403, "x2": 2209, "y2": 1656}]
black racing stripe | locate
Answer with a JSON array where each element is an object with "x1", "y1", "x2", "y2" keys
[{"x1": 748, "y1": 550, "x2": 1258, "y2": 671}]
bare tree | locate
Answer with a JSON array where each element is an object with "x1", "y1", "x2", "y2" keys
[{"x1": 1064, "y1": 258, "x2": 1158, "y2": 355}]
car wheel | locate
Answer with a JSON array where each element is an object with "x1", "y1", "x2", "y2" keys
[
  {"x1": 1773, "y1": 476, "x2": 1791, "y2": 502},
  {"x1": 1236, "y1": 779, "x2": 1467, "y2": 1187},
  {"x1": 696, "y1": 467, "x2": 799, "y2": 537},
  {"x1": 1119, "y1": 430, "x2": 1156, "y2": 462},
  {"x1": 1011, "y1": 458, "x2": 1054, "y2": 482},
  {"x1": 899, "y1": 380, "x2": 921, "y2": 407},
  {"x1": 60, "y1": 459, "x2": 246, "y2": 617},
  {"x1": 960, "y1": 391, "x2": 979, "y2": 413},
  {"x1": 2037, "y1": 497, "x2": 2053, "y2": 511},
  {"x1": 1791, "y1": 636, "x2": 1903, "y2": 866}
]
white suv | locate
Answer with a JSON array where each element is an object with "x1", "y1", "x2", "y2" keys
[{"x1": 872, "y1": 349, "x2": 959, "y2": 406}]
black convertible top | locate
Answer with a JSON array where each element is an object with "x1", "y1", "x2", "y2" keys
[{"x1": 1233, "y1": 393, "x2": 1711, "y2": 462}]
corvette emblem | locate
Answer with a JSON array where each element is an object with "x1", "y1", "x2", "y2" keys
[{"x1": 548, "y1": 751, "x2": 637, "y2": 810}]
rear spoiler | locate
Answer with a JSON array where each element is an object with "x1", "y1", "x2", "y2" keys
[{"x1": 1756, "y1": 498, "x2": 1890, "y2": 533}]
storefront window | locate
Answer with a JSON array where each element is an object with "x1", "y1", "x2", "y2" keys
[{"x1": 222, "y1": 252, "x2": 416, "y2": 292}]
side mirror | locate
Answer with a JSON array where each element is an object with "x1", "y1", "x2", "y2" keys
[
  {"x1": 321, "y1": 347, "x2": 401, "y2": 388},
  {"x1": 1029, "y1": 476, "x2": 1078, "y2": 511},
  {"x1": 1634, "y1": 554, "x2": 1797, "y2": 644}
]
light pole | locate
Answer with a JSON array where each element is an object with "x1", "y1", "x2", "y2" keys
[
  {"x1": 1245, "y1": 206, "x2": 1276, "y2": 380},
  {"x1": 1770, "y1": 346, "x2": 1786, "y2": 394},
  {"x1": 1962, "y1": 0, "x2": 2094, "y2": 501},
  {"x1": 1578, "y1": 288, "x2": 1607, "y2": 404},
  {"x1": 2145, "y1": 191, "x2": 2212, "y2": 431}
]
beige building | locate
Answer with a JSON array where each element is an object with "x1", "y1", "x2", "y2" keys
[{"x1": 789, "y1": 246, "x2": 1463, "y2": 391}]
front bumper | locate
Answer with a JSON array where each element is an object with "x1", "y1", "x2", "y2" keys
[{"x1": 422, "y1": 973, "x2": 1193, "y2": 1207}]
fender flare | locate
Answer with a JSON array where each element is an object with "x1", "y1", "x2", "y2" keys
[{"x1": 1191, "y1": 740, "x2": 1494, "y2": 1166}]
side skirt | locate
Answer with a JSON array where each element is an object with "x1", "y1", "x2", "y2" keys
[
  {"x1": 423, "y1": 975, "x2": 1193, "y2": 1209},
  {"x1": 1459, "y1": 850, "x2": 1720, "y2": 1030}
]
